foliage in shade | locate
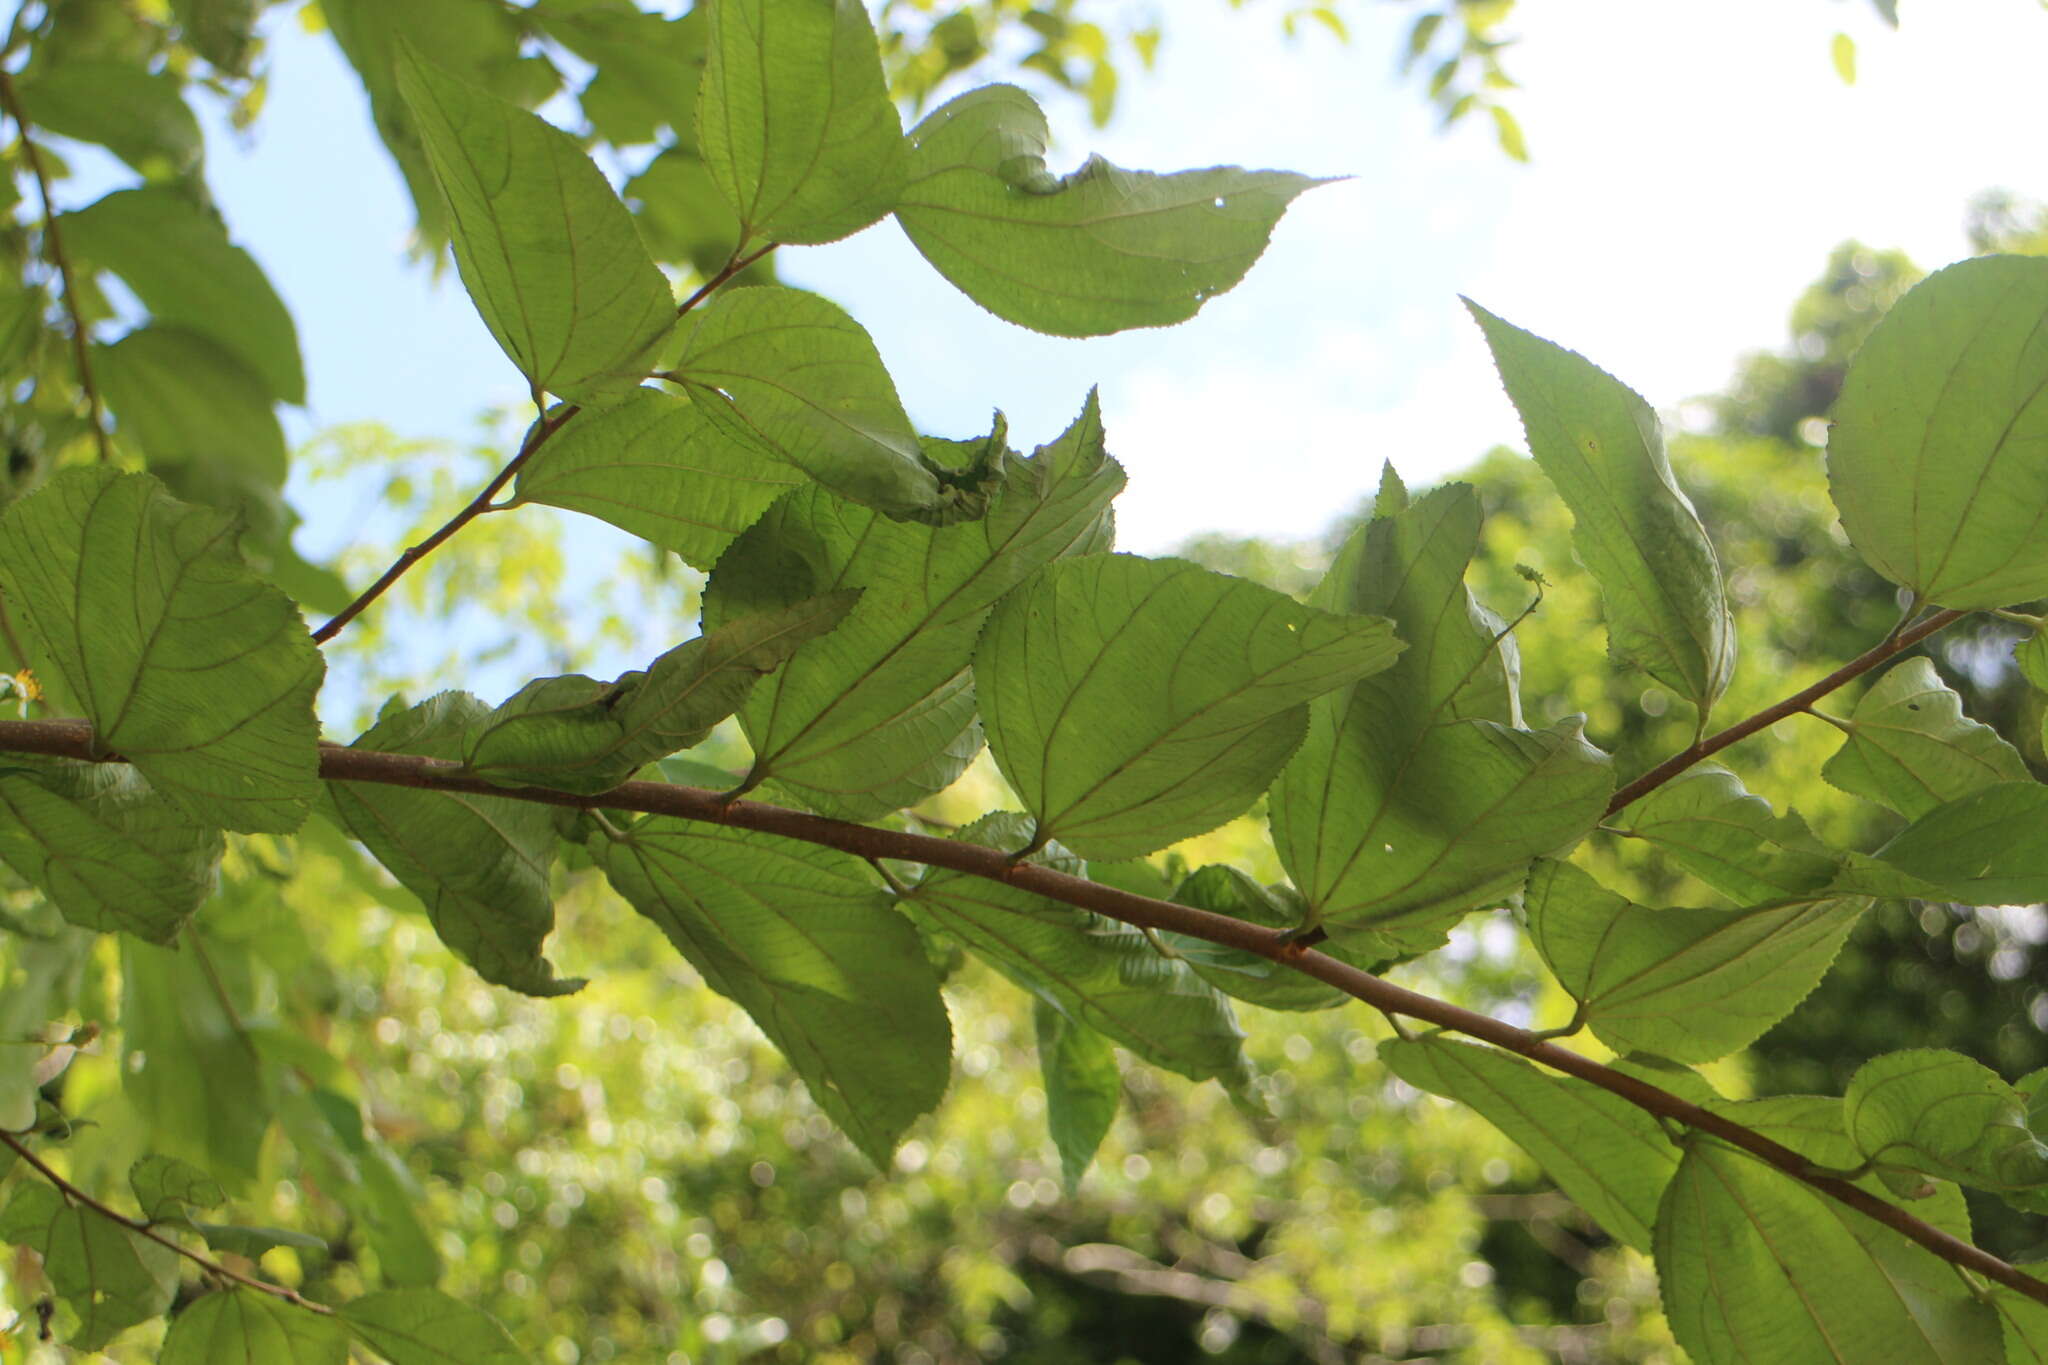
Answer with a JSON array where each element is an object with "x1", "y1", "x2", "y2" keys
[
  {"x1": 896, "y1": 84, "x2": 1324, "y2": 336},
  {"x1": 699, "y1": 0, "x2": 905, "y2": 245},
  {"x1": 12, "y1": 61, "x2": 202, "y2": 176},
  {"x1": 1269, "y1": 475, "x2": 1611, "y2": 948},
  {"x1": 1034, "y1": 999, "x2": 1121, "y2": 1190},
  {"x1": 0, "y1": 468, "x2": 322, "y2": 833},
  {"x1": 976, "y1": 552, "x2": 1404, "y2": 860},
  {"x1": 326, "y1": 692, "x2": 581, "y2": 999},
  {"x1": 1827, "y1": 255, "x2": 2048, "y2": 608},
  {"x1": 590, "y1": 821, "x2": 953, "y2": 1167},
  {"x1": 1379, "y1": 1037, "x2": 1677, "y2": 1253},
  {"x1": 1160, "y1": 865, "x2": 1349, "y2": 1012},
  {"x1": 1470, "y1": 301, "x2": 1736, "y2": 719},
  {"x1": 705, "y1": 395, "x2": 1120, "y2": 817},
  {"x1": 396, "y1": 47, "x2": 675, "y2": 406},
  {"x1": 160, "y1": 1291, "x2": 350, "y2": 1365},
  {"x1": 0, "y1": 1182, "x2": 179, "y2": 1352},
  {"x1": 93, "y1": 325, "x2": 289, "y2": 482}
]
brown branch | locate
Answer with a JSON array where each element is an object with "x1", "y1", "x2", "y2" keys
[
  {"x1": 311, "y1": 403, "x2": 578, "y2": 644},
  {"x1": 0, "y1": 1128, "x2": 334, "y2": 1315},
  {"x1": 1605, "y1": 606, "x2": 1970, "y2": 818},
  {"x1": 1, "y1": 714, "x2": 2044, "y2": 1306},
  {"x1": 312, "y1": 241, "x2": 778, "y2": 648},
  {"x1": 0, "y1": 73, "x2": 112, "y2": 465}
]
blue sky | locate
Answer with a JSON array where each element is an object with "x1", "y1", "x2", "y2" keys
[{"x1": 197, "y1": 2, "x2": 2048, "y2": 556}]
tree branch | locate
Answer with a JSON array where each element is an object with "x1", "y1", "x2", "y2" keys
[
  {"x1": 0, "y1": 714, "x2": 2042, "y2": 1306},
  {"x1": 0, "y1": 1128, "x2": 335, "y2": 1315},
  {"x1": 0, "y1": 72, "x2": 112, "y2": 465},
  {"x1": 311, "y1": 403, "x2": 578, "y2": 644},
  {"x1": 1605, "y1": 606, "x2": 1970, "y2": 817}
]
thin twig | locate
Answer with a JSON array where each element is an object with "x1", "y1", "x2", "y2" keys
[
  {"x1": 0, "y1": 72, "x2": 112, "y2": 465},
  {"x1": 312, "y1": 404, "x2": 578, "y2": 644},
  {"x1": 676, "y1": 241, "x2": 777, "y2": 318},
  {"x1": 0, "y1": 1128, "x2": 335, "y2": 1314},
  {"x1": 0, "y1": 714, "x2": 2041, "y2": 1306},
  {"x1": 1604, "y1": 607, "x2": 1969, "y2": 817}
]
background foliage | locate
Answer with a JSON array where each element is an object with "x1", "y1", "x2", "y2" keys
[{"x1": 0, "y1": 1, "x2": 2044, "y2": 1363}]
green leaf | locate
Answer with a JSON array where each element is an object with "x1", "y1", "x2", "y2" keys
[
  {"x1": 536, "y1": 4, "x2": 704, "y2": 148},
  {"x1": 509, "y1": 389, "x2": 803, "y2": 569},
  {"x1": 2017, "y1": 631, "x2": 2048, "y2": 693},
  {"x1": 0, "y1": 930, "x2": 93, "y2": 1131},
  {"x1": 0, "y1": 758, "x2": 222, "y2": 943},
  {"x1": 1868, "y1": 781, "x2": 2048, "y2": 905},
  {"x1": 1379, "y1": 1036, "x2": 1677, "y2": 1252},
  {"x1": 1827, "y1": 255, "x2": 2048, "y2": 608},
  {"x1": 170, "y1": 0, "x2": 261, "y2": 75},
  {"x1": 0, "y1": 468, "x2": 323, "y2": 833},
  {"x1": 297, "y1": 1088, "x2": 439, "y2": 1286},
  {"x1": 625, "y1": 146, "x2": 745, "y2": 276},
  {"x1": 1488, "y1": 104, "x2": 1528, "y2": 161},
  {"x1": 0, "y1": 1180, "x2": 181, "y2": 1352},
  {"x1": 1159, "y1": 866, "x2": 1345, "y2": 1012},
  {"x1": 977, "y1": 553, "x2": 1403, "y2": 860},
  {"x1": 1614, "y1": 765, "x2": 1842, "y2": 903},
  {"x1": 130, "y1": 1154, "x2": 226, "y2": 1222},
  {"x1": 699, "y1": 0, "x2": 905, "y2": 244},
  {"x1": 1821, "y1": 657, "x2": 2029, "y2": 818},
  {"x1": 1468, "y1": 301, "x2": 1735, "y2": 719},
  {"x1": 1035, "y1": 999, "x2": 1119, "y2": 1190},
  {"x1": 907, "y1": 814, "x2": 1250, "y2": 1091},
  {"x1": 707, "y1": 396, "x2": 1120, "y2": 817},
  {"x1": 1996, "y1": 1290, "x2": 2048, "y2": 1364},
  {"x1": 162, "y1": 1291, "x2": 349, "y2": 1365},
  {"x1": 189, "y1": 1222, "x2": 329, "y2": 1259},
  {"x1": 1655, "y1": 1141, "x2": 2000, "y2": 1365},
  {"x1": 327, "y1": 692, "x2": 581, "y2": 998},
  {"x1": 65, "y1": 188, "x2": 304, "y2": 404},
  {"x1": 14, "y1": 60, "x2": 202, "y2": 176},
  {"x1": 1270, "y1": 479, "x2": 1612, "y2": 945},
  {"x1": 121, "y1": 936, "x2": 270, "y2": 1183},
  {"x1": 463, "y1": 593, "x2": 857, "y2": 794},
  {"x1": 340, "y1": 1289, "x2": 529, "y2": 1365},
  {"x1": 1845, "y1": 1049, "x2": 2048, "y2": 1199},
  {"x1": 93, "y1": 326, "x2": 289, "y2": 483},
  {"x1": 590, "y1": 821, "x2": 951, "y2": 1165},
  {"x1": 395, "y1": 46, "x2": 674, "y2": 405},
  {"x1": 669, "y1": 286, "x2": 943, "y2": 515},
  {"x1": 896, "y1": 84, "x2": 1324, "y2": 337},
  {"x1": 1524, "y1": 859, "x2": 1863, "y2": 1064}
]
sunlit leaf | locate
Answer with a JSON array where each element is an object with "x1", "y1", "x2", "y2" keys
[
  {"x1": 1036, "y1": 999, "x2": 1119, "y2": 1189},
  {"x1": 1866, "y1": 781, "x2": 2048, "y2": 905},
  {"x1": 396, "y1": 46, "x2": 674, "y2": 404},
  {"x1": 1524, "y1": 858, "x2": 1863, "y2": 1064},
  {"x1": 978, "y1": 553, "x2": 1402, "y2": 860},
  {"x1": 65, "y1": 187, "x2": 304, "y2": 403},
  {"x1": 162, "y1": 1290, "x2": 349, "y2": 1365},
  {"x1": 170, "y1": 0, "x2": 262, "y2": 75},
  {"x1": 1469, "y1": 301, "x2": 1735, "y2": 719},
  {"x1": 1656, "y1": 1141, "x2": 2000, "y2": 1365},
  {"x1": 897, "y1": 84, "x2": 1324, "y2": 336},
  {"x1": 1379, "y1": 1036, "x2": 1676, "y2": 1252},
  {"x1": 1614, "y1": 765, "x2": 1842, "y2": 904},
  {"x1": 1270, "y1": 476, "x2": 1611, "y2": 947},
  {"x1": 1822, "y1": 657, "x2": 2029, "y2": 818},
  {"x1": 327, "y1": 692, "x2": 581, "y2": 998},
  {"x1": 699, "y1": 0, "x2": 905, "y2": 244},
  {"x1": 0, "y1": 468, "x2": 323, "y2": 833},
  {"x1": 1827, "y1": 256, "x2": 2048, "y2": 607},
  {"x1": 0, "y1": 1181, "x2": 180, "y2": 1353},
  {"x1": 340, "y1": 1289, "x2": 529, "y2": 1365},
  {"x1": 509, "y1": 389, "x2": 803, "y2": 569},
  {"x1": 669, "y1": 286, "x2": 943, "y2": 514},
  {"x1": 591, "y1": 821, "x2": 951, "y2": 1165},
  {"x1": 707, "y1": 396, "x2": 1119, "y2": 817},
  {"x1": 0, "y1": 758, "x2": 221, "y2": 943},
  {"x1": 908, "y1": 815, "x2": 1250, "y2": 1091},
  {"x1": 464, "y1": 592, "x2": 857, "y2": 794},
  {"x1": 1845, "y1": 1049, "x2": 2048, "y2": 1201}
]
